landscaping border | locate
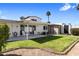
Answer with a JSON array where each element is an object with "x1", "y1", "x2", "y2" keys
[{"x1": 2, "y1": 38, "x2": 79, "y2": 55}]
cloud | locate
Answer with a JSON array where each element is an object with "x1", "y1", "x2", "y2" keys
[
  {"x1": 0, "y1": 10, "x2": 2, "y2": 15},
  {"x1": 59, "y1": 4, "x2": 71, "y2": 11},
  {"x1": 0, "y1": 16, "x2": 7, "y2": 19},
  {"x1": 0, "y1": 10, "x2": 8, "y2": 19},
  {"x1": 59, "y1": 3, "x2": 76, "y2": 11}
]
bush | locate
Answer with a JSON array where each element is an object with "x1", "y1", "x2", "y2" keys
[
  {"x1": 0, "y1": 24, "x2": 9, "y2": 52},
  {"x1": 71, "y1": 28, "x2": 79, "y2": 35}
]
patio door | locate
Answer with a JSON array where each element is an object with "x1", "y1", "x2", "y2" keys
[
  {"x1": 31, "y1": 25, "x2": 36, "y2": 35},
  {"x1": 20, "y1": 25, "x2": 25, "y2": 35},
  {"x1": 64, "y1": 25, "x2": 69, "y2": 34}
]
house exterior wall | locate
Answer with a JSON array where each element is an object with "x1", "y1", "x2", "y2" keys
[
  {"x1": 24, "y1": 25, "x2": 48, "y2": 35},
  {"x1": 6, "y1": 22, "x2": 20, "y2": 37},
  {"x1": 0, "y1": 16, "x2": 49, "y2": 37},
  {"x1": 61, "y1": 24, "x2": 64, "y2": 34},
  {"x1": 7, "y1": 23, "x2": 48, "y2": 37},
  {"x1": 49, "y1": 25, "x2": 61, "y2": 34},
  {"x1": 61, "y1": 24, "x2": 71, "y2": 34},
  {"x1": 49, "y1": 23, "x2": 72, "y2": 35},
  {"x1": 34, "y1": 25, "x2": 48, "y2": 34},
  {"x1": 6, "y1": 23, "x2": 71, "y2": 37},
  {"x1": 21, "y1": 16, "x2": 48, "y2": 35}
]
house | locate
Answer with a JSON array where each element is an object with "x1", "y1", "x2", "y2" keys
[
  {"x1": 0, "y1": 16, "x2": 49, "y2": 39},
  {"x1": 48, "y1": 23, "x2": 72, "y2": 34},
  {"x1": 0, "y1": 15, "x2": 75, "y2": 40}
]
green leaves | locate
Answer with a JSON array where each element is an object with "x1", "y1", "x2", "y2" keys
[
  {"x1": 0, "y1": 24, "x2": 9, "y2": 51},
  {"x1": 46, "y1": 11, "x2": 51, "y2": 16}
]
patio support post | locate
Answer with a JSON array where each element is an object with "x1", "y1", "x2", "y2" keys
[
  {"x1": 61, "y1": 23, "x2": 64, "y2": 34},
  {"x1": 46, "y1": 26, "x2": 48, "y2": 36},
  {"x1": 26, "y1": 24, "x2": 29, "y2": 40},
  {"x1": 68, "y1": 23, "x2": 72, "y2": 34}
]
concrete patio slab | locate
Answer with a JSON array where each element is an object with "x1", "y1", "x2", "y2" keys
[{"x1": 7, "y1": 35, "x2": 47, "y2": 41}]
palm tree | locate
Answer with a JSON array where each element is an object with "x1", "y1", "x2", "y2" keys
[
  {"x1": 20, "y1": 16, "x2": 25, "y2": 20},
  {"x1": 46, "y1": 11, "x2": 51, "y2": 23}
]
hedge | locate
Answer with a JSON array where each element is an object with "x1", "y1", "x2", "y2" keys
[
  {"x1": 71, "y1": 28, "x2": 79, "y2": 35},
  {"x1": 0, "y1": 24, "x2": 9, "y2": 52}
]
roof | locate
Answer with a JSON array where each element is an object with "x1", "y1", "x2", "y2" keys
[
  {"x1": 24, "y1": 16, "x2": 42, "y2": 20},
  {"x1": 23, "y1": 20, "x2": 49, "y2": 25},
  {"x1": 0, "y1": 19, "x2": 17, "y2": 21},
  {"x1": 0, "y1": 19, "x2": 18, "y2": 22},
  {"x1": 50, "y1": 24, "x2": 62, "y2": 26},
  {"x1": 0, "y1": 18, "x2": 49, "y2": 25}
]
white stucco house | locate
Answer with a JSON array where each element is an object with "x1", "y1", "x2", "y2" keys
[
  {"x1": 0, "y1": 16, "x2": 49, "y2": 40},
  {"x1": 0, "y1": 16, "x2": 76, "y2": 41}
]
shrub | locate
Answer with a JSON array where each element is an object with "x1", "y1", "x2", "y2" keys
[
  {"x1": 0, "y1": 24, "x2": 9, "y2": 52},
  {"x1": 71, "y1": 28, "x2": 79, "y2": 35}
]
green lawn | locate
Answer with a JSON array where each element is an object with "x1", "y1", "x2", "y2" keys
[{"x1": 5, "y1": 35, "x2": 79, "y2": 52}]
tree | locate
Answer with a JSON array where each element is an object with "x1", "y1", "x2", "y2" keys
[
  {"x1": 20, "y1": 16, "x2": 25, "y2": 20},
  {"x1": 46, "y1": 11, "x2": 51, "y2": 23},
  {"x1": 0, "y1": 24, "x2": 9, "y2": 55}
]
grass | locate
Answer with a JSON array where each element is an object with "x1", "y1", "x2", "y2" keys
[{"x1": 5, "y1": 35, "x2": 79, "y2": 52}]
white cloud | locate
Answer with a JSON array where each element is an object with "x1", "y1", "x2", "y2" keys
[
  {"x1": 0, "y1": 10, "x2": 8, "y2": 19},
  {"x1": 0, "y1": 10, "x2": 2, "y2": 15},
  {"x1": 0, "y1": 16, "x2": 7, "y2": 19},
  {"x1": 59, "y1": 3, "x2": 71, "y2": 11},
  {"x1": 59, "y1": 3, "x2": 76, "y2": 11}
]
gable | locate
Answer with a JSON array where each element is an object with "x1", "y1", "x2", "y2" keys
[{"x1": 24, "y1": 16, "x2": 41, "y2": 21}]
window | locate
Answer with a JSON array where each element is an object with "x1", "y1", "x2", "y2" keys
[
  {"x1": 43, "y1": 26, "x2": 45, "y2": 30},
  {"x1": 20, "y1": 25, "x2": 24, "y2": 31},
  {"x1": 33, "y1": 26, "x2": 36, "y2": 30},
  {"x1": 46, "y1": 26, "x2": 48, "y2": 30},
  {"x1": 31, "y1": 19, "x2": 37, "y2": 21},
  {"x1": 43, "y1": 26, "x2": 48, "y2": 30}
]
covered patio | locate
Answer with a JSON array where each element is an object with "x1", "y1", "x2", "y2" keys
[
  {"x1": 8, "y1": 20, "x2": 49, "y2": 41},
  {"x1": 8, "y1": 35, "x2": 47, "y2": 41}
]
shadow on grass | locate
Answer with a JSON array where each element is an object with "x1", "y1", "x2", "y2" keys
[{"x1": 31, "y1": 36, "x2": 63, "y2": 44}]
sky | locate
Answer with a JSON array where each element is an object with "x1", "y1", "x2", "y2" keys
[{"x1": 0, "y1": 3, "x2": 78, "y2": 25}]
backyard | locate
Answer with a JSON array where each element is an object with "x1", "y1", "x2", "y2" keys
[{"x1": 4, "y1": 35, "x2": 79, "y2": 52}]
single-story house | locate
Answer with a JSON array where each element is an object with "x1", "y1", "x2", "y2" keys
[
  {"x1": 0, "y1": 16, "x2": 76, "y2": 40},
  {"x1": 0, "y1": 16, "x2": 49, "y2": 39}
]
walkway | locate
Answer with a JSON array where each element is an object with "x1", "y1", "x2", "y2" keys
[
  {"x1": 3, "y1": 48, "x2": 56, "y2": 56},
  {"x1": 3, "y1": 43, "x2": 79, "y2": 56},
  {"x1": 67, "y1": 42, "x2": 79, "y2": 56}
]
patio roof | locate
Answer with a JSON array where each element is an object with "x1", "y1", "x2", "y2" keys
[
  {"x1": 22, "y1": 20, "x2": 49, "y2": 25},
  {"x1": 0, "y1": 19, "x2": 49, "y2": 25}
]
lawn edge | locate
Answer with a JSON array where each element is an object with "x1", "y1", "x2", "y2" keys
[
  {"x1": 2, "y1": 38, "x2": 79, "y2": 55},
  {"x1": 41, "y1": 38, "x2": 79, "y2": 55},
  {"x1": 2, "y1": 47, "x2": 40, "y2": 53}
]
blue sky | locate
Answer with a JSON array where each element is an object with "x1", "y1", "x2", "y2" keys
[{"x1": 0, "y1": 3, "x2": 78, "y2": 25}]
